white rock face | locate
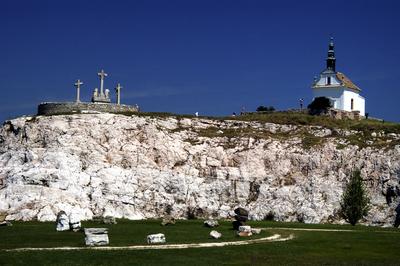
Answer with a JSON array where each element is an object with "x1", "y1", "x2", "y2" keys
[{"x1": 0, "y1": 114, "x2": 399, "y2": 226}]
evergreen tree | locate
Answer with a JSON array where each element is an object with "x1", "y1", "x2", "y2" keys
[
  {"x1": 308, "y1": 96, "x2": 332, "y2": 115},
  {"x1": 340, "y1": 169, "x2": 370, "y2": 226}
]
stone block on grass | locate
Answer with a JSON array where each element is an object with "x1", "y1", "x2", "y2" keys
[
  {"x1": 84, "y1": 228, "x2": 109, "y2": 246},
  {"x1": 210, "y1": 230, "x2": 222, "y2": 239},
  {"x1": 147, "y1": 233, "x2": 166, "y2": 244}
]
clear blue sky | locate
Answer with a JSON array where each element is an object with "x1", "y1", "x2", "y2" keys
[{"x1": 1, "y1": 0, "x2": 399, "y2": 122}]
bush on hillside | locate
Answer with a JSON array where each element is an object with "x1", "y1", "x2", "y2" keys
[
  {"x1": 256, "y1": 105, "x2": 275, "y2": 112},
  {"x1": 308, "y1": 97, "x2": 332, "y2": 115}
]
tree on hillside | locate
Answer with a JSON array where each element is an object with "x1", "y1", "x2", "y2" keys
[
  {"x1": 307, "y1": 97, "x2": 332, "y2": 115},
  {"x1": 340, "y1": 169, "x2": 370, "y2": 226},
  {"x1": 256, "y1": 105, "x2": 275, "y2": 112}
]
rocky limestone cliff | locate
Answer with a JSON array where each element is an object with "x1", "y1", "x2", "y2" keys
[{"x1": 0, "y1": 113, "x2": 399, "y2": 226}]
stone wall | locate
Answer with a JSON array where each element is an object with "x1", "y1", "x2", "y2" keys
[
  {"x1": 37, "y1": 102, "x2": 138, "y2": 116},
  {"x1": 326, "y1": 108, "x2": 361, "y2": 120}
]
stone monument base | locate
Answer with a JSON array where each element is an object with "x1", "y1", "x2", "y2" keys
[{"x1": 37, "y1": 102, "x2": 139, "y2": 116}]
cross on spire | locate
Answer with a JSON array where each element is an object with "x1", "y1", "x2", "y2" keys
[{"x1": 74, "y1": 79, "x2": 83, "y2": 103}]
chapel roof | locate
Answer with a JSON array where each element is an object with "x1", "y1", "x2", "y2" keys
[{"x1": 336, "y1": 72, "x2": 361, "y2": 92}]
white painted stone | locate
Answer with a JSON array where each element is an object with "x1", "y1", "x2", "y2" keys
[
  {"x1": 147, "y1": 233, "x2": 166, "y2": 244},
  {"x1": 210, "y1": 230, "x2": 222, "y2": 239}
]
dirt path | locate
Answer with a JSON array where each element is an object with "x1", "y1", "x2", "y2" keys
[{"x1": 5, "y1": 233, "x2": 294, "y2": 252}]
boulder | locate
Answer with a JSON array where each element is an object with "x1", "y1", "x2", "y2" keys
[
  {"x1": 69, "y1": 213, "x2": 81, "y2": 232},
  {"x1": 84, "y1": 228, "x2": 109, "y2": 246},
  {"x1": 210, "y1": 230, "x2": 222, "y2": 239},
  {"x1": 204, "y1": 219, "x2": 219, "y2": 228},
  {"x1": 237, "y1": 231, "x2": 253, "y2": 237},
  {"x1": 147, "y1": 233, "x2": 166, "y2": 244},
  {"x1": 56, "y1": 211, "x2": 70, "y2": 231},
  {"x1": 234, "y1": 207, "x2": 249, "y2": 217},
  {"x1": 161, "y1": 216, "x2": 175, "y2": 226}
]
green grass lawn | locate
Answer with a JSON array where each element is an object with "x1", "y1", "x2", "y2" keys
[{"x1": 1, "y1": 220, "x2": 399, "y2": 265}]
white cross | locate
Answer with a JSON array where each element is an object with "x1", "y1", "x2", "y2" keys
[
  {"x1": 74, "y1": 79, "x2": 83, "y2": 102},
  {"x1": 97, "y1": 69, "x2": 108, "y2": 95},
  {"x1": 115, "y1": 83, "x2": 122, "y2": 105}
]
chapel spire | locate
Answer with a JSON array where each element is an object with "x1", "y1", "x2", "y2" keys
[{"x1": 326, "y1": 37, "x2": 336, "y2": 72}]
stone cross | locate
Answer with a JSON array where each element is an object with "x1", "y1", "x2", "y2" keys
[
  {"x1": 97, "y1": 69, "x2": 108, "y2": 96},
  {"x1": 115, "y1": 83, "x2": 122, "y2": 105},
  {"x1": 74, "y1": 79, "x2": 83, "y2": 103}
]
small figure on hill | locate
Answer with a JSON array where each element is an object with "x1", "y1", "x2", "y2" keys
[
  {"x1": 299, "y1": 98, "x2": 304, "y2": 110},
  {"x1": 195, "y1": 112, "x2": 199, "y2": 117}
]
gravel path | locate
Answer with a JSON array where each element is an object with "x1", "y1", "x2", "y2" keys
[{"x1": 5, "y1": 233, "x2": 294, "y2": 252}]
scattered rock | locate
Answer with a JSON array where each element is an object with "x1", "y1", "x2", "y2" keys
[
  {"x1": 204, "y1": 219, "x2": 219, "y2": 228},
  {"x1": 237, "y1": 231, "x2": 252, "y2": 237},
  {"x1": 147, "y1": 233, "x2": 166, "y2": 244},
  {"x1": 251, "y1": 228, "x2": 262, "y2": 234},
  {"x1": 161, "y1": 216, "x2": 176, "y2": 226},
  {"x1": 238, "y1": 225, "x2": 252, "y2": 233},
  {"x1": 56, "y1": 211, "x2": 70, "y2": 231},
  {"x1": 69, "y1": 213, "x2": 81, "y2": 232},
  {"x1": 103, "y1": 216, "x2": 117, "y2": 224},
  {"x1": 210, "y1": 230, "x2": 222, "y2": 239},
  {"x1": 371, "y1": 132, "x2": 377, "y2": 138},
  {"x1": 84, "y1": 228, "x2": 109, "y2": 246}
]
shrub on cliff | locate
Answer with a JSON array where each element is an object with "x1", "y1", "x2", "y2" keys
[
  {"x1": 340, "y1": 169, "x2": 370, "y2": 225},
  {"x1": 308, "y1": 97, "x2": 332, "y2": 115}
]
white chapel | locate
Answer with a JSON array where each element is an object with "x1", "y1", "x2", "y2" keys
[{"x1": 312, "y1": 38, "x2": 365, "y2": 116}]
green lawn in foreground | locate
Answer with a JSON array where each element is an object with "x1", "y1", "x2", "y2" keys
[{"x1": 1, "y1": 220, "x2": 399, "y2": 265}]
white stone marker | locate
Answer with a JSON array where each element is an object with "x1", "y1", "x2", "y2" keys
[
  {"x1": 84, "y1": 228, "x2": 109, "y2": 246},
  {"x1": 147, "y1": 233, "x2": 166, "y2": 244},
  {"x1": 210, "y1": 230, "x2": 222, "y2": 239}
]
